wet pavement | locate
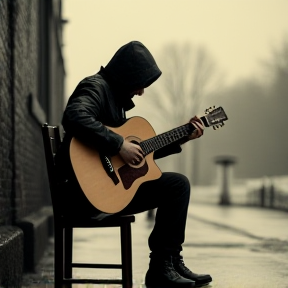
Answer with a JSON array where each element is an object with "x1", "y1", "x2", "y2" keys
[{"x1": 22, "y1": 186, "x2": 288, "y2": 288}]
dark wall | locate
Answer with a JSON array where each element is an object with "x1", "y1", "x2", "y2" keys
[
  {"x1": 12, "y1": 0, "x2": 47, "y2": 221},
  {"x1": 0, "y1": 0, "x2": 14, "y2": 225},
  {"x1": 0, "y1": 0, "x2": 65, "y2": 223}
]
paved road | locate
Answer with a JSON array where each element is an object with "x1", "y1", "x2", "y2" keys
[{"x1": 22, "y1": 191, "x2": 288, "y2": 288}]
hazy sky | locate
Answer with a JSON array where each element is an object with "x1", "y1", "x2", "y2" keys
[{"x1": 62, "y1": 0, "x2": 288, "y2": 101}]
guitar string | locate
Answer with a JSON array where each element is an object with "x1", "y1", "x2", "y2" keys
[{"x1": 140, "y1": 124, "x2": 191, "y2": 156}]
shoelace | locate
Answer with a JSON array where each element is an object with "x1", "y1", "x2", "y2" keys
[
  {"x1": 163, "y1": 260, "x2": 181, "y2": 278},
  {"x1": 175, "y1": 258, "x2": 193, "y2": 274}
]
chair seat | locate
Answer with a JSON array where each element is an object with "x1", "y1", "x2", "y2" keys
[{"x1": 62, "y1": 214, "x2": 135, "y2": 228}]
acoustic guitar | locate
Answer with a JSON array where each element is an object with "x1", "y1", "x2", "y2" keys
[{"x1": 70, "y1": 106, "x2": 228, "y2": 213}]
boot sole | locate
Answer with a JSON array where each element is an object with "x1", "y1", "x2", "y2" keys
[
  {"x1": 146, "y1": 284, "x2": 195, "y2": 288},
  {"x1": 196, "y1": 282, "x2": 211, "y2": 287},
  {"x1": 146, "y1": 286, "x2": 195, "y2": 288}
]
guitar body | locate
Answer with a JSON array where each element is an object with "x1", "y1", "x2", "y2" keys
[{"x1": 70, "y1": 116, "x2": 162, "y2": 214}]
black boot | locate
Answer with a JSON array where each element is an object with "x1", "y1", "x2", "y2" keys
[
  {"x1": 172, "y1": 255, "x2": 212, "y2": 287},
  {"x1": 145, "y1": 255, "x2": 195, "y2": 288}
]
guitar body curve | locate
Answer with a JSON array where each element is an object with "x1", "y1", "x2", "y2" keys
[{"x1": 70, "y1": 116, "x2": 162, "y2": 214}]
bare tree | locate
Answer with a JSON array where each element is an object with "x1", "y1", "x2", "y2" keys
[
  {"x1": 262, "y1": 36, "x2": 288, "y2": 90},
  {"x1": 260, "y1": 36, "x2": 288, "y2": 121},
  {"x1": 146, "y1": 42, "x2": 220, "y2": 184}
]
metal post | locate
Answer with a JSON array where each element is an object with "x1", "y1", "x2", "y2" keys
[{"x1": 214, "y1": 156, "x2": 236, "y2": 206}]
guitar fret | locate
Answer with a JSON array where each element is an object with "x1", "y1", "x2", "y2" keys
[
  {"x1": 155, "y1": 136, "x2": 163, "y2": 150},
  {"x1": 140, "y1": 141, "x2": 148, "y2": 155},
  {"x1": 148, "y1": 139, "x2": 154, "y2": 152}
]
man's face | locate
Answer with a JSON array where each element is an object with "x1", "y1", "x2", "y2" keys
[{"x1": 131, "y1": 88, "x2": 145, "y2": 96}]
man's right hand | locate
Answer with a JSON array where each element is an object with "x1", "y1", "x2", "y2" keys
[{"x1": 119, "y1": 139, "x2": 144, "y2": 165}]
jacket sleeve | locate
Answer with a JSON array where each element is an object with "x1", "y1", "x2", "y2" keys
[
  {"x1": 153, "y1": 142, "x2": 182, "y2": 159},
  {"x1": 62, "y1": 89, "x2": 124, "y2": 156}
]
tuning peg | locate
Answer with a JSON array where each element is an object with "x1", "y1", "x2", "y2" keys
[
  {"x1": 205, "y1": 105, "x2": 217, "y2": 114},
  {"x1": 209, "y1": 106, "x2": 216, "y2": 112}
]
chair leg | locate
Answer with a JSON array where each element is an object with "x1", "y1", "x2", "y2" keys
[
  {"x1": 64, "y1": 227, "x2": 73, "y2": 288},
  {"x1": 54, "y1": 225, "x2": 64, "y2": 287},
  {"x1": 120, "y1": 223, "x2": 133, "y2": 288}
]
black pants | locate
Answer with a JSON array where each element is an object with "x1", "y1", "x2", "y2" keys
[
  {"x1": 118, "y1": 172, "x2": 191, "y2": 255},
  {"x1": 65, "y1": 172, "x2": 191, "y2": 255}
]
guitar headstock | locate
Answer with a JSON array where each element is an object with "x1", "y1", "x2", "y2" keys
[{"x1": 201, "y1": 106, "x2": 228, "y2": 130}]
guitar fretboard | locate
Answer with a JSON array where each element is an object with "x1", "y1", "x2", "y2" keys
[{"x1": 139, "y1": 123, "x2": 193, "y2": 156}]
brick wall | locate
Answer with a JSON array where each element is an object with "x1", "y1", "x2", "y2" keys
[
  {"x1": 12, "y1": 0, "x2": 50, "y2": 220},
  {"x1": 0, "y1": 0, "x2": 14, "y2": 225}
]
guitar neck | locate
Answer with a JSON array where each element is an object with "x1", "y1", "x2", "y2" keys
[
  {"x1": 138, "y1": 105, "x2": 227, "y2": 156},
  {"x1": 139, "y1": 120, "x2": 200, "y2": 156}
]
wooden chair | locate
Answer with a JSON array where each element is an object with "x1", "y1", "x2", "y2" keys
[{"x1": 41, "y1": 123, "x2": 135, "y2": 288}]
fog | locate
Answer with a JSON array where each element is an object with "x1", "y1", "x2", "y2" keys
[{"x1": 62, "y1": 0, "x2": 288, "y2": 185}]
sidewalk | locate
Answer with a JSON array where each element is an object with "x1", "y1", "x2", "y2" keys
[
  {"x1": 22, "y1": 188, "x2": 288, "y2": 288},
  {"x1": 190, "y1": 203, "x2": 288, "y2": 241},
  {"x1": 190, "y1": 185, "x2": 288, "y2": 241}
]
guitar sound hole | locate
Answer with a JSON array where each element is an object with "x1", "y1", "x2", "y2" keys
[
  {"x1": 130, "y1": 140, "x2": 143, "y2": 165},
  {"x1": 131, "y1": 140, "x2": 139, "y2": 145}
]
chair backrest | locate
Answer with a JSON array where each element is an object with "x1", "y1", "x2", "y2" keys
[{"x1": 42, "y1": 123, "x2": 62, "y2": 216}]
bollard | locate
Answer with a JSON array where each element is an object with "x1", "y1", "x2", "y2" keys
[
  {"x1": 259, "y1": 184, "x2": 265, "y2": 207},
  {"x1": 259, "y1": 176, "x2": 271, "y2": 208},
  {"x1": 214, "y1": 156, "x2": 237, "y2": 205},
  {"x1": 269, "y1": 182, "x2": 275, "y2": 208}
]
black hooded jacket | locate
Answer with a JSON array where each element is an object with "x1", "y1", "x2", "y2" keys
[{"x1": 56, "y1": 41, "x2": 182, "y2": 183}]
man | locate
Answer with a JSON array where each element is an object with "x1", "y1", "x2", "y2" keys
[{"x1": 55, "y1": 41, "x2": 212, "y2": 288}]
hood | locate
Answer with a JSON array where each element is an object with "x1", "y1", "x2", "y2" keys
[{"x1": 100, "y1": 41, "x2": 162, "y2": 110}]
